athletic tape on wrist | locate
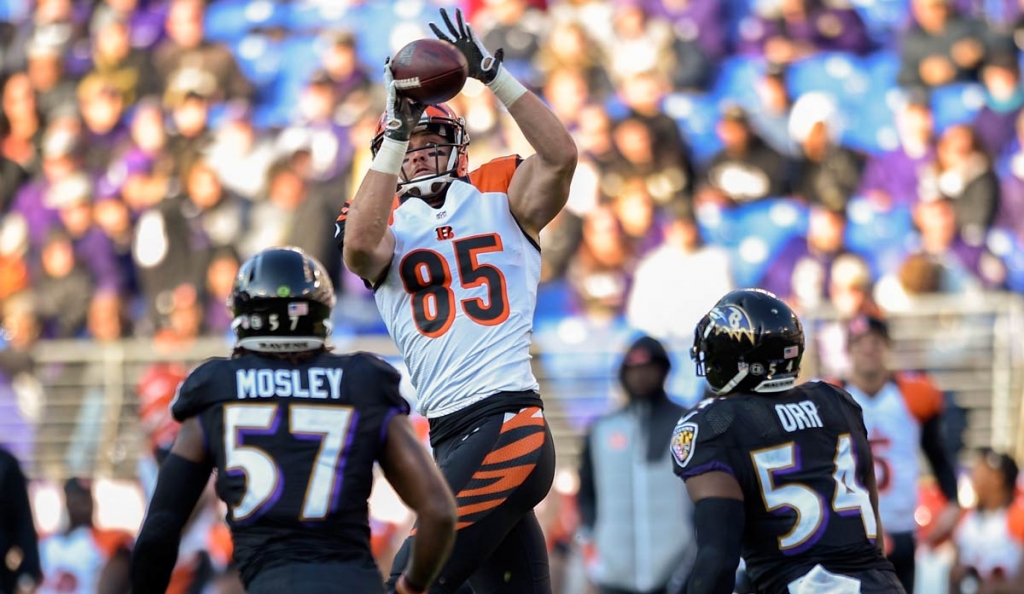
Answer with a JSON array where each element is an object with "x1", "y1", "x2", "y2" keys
[
  {"x1": 487, "y1": 65, "x2": 528, "y2": 107},
  {"x1": 370, "y1": 137, "x2": 409, "y2": 175}
]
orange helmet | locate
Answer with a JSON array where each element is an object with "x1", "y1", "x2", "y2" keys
[{"x1": 372, "y1": 103, "x2": 470, "y2": 198}]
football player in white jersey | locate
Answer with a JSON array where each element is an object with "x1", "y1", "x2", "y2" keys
[
  {"x1": 836, "y1": 315, "x2": 962, "y2": 594},
  {"x1": 338, "y1": 8, "x2": 577, "y2": 594}
]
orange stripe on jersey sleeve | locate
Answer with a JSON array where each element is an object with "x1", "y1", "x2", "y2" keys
[
  {"x1": 468, "y1": 156, "x2": 521, "y2": 194},
  {"x1": 895, "y1": 373, "x2": 944, "y2": 423}
]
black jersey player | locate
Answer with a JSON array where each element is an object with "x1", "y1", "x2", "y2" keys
[
  {"x1": 672, "y1": 289, "x2": 905, "y2": 594},
  {"x1": 130, "y1": 247, "x2": 456, "y2": 594}
]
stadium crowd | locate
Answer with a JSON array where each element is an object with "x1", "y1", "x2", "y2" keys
[{"x1": 2, "y1": 0, "x2": 1024, "y2": 592}]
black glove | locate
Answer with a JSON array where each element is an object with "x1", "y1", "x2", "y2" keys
[
  {"x1": 429, "y1": 8, "x2": 504, "y2": 84},
  {"x1": 383, "y1": 57, "x2": 426, "y2": 142}
]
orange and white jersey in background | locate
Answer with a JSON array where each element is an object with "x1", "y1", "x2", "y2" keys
[
  {"x1": 39, "y1": 527, "x2": 131, "y2": 594},
  {"x1": 955, "y1": 503, "x2": 1024, "y2": 580},
  {"x1": 373, "y1": 157, "x2": 541, "y2": 418},
  {"x1": 845, "y1": 374, "x2": 943, "y2": 534}
]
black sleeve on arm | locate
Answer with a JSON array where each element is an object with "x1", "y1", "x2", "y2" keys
[
  {"x1": 130, "y1": 453, "x2": 212, "y2": 594},
  {"x1": 576, "y1": 429, "x2": 597, "y2": 532},
  {"x1": 685, "y1": 497, "x2": 744, "y2": 594},
  {"x1": 921, "y1": 414, "x2": 959, "y2": 503}
]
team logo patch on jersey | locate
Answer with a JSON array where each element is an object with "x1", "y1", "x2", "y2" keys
[
  {"x1": 708, "y1": 304, "x2": 756, "y2": 345},
  {"x1": 671, "y1": 421, "x2": 699, "y2": 468}
]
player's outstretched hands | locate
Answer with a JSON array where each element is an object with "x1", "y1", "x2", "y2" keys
[
  {"x1": 383, "y1": 58, "x2": 426, "y2": 142},
  {"x1": 429, "y1": 8, "x2": 503, "y2": 84}
]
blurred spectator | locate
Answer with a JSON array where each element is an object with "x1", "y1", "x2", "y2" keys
[
  {"x1": 898, "y1": 0, "x2": 987, "y2": 88},
  {"x1": 25, "y1": 35, "x2": 76, "y2": 122},
  {"x1": 0, "y1": 152, "x2": 29, "y2": 215},
  {"x1": 543, "y1": 67, "x2": 593, "y2": 133},
  {"x1": 0, "y1": 445, "x2": 41, "y2": 594},
  {"x1": 317, "y1": 30, "x2": 374, "y2": 125},
  {"x1": 858, "y1": 91, "x2": 936, "y2": 209},
  {"x1": 106, "y1": 99, "x2": 173, "y2": 214},
  {"x1": 972, "y1": 51, "x2": 1024, "y2": 159},
  {"x1": 567, "y1": 204, "x2": 634, "y2": 318},
  {"x1": 165, "y1": 86, "x2": 212, "y2": 181},
  {"x1": 604, "y1": 117, "x2": 691, "y2": 206},
  {"x1": 618, "y1": 71, "x2": 694, "y2": 194},
  {"x1": 478, "y1": 0, "x2": 548, "y2": 84},
  {"x1": 131, "y1": 158, "x2": 245, "y2": 333},
  {"x1": 882, "y1": 197, "x2": 1006, "y2": 299},
  {"x1": 86, "y1": 291, "x2": 127, "y2": 342},
  {"x1": 48, "y1": 172, "x2": 124, "y2": 295},
  {"x1": 699, "y1": 104, "x2": 792, "y2": 205},
  {"x1": 548, "y1": 0, "x2": 616, "y2": 45},
  {"x1": 747, "y1": 62, "x2": 798, "y2": 157},
  {"x1": 77, "y1": 75, "x2": 130, "y2": 174},
  {"x1": 86, "y1": 8, "x2": 159, "y2": 107},
  {"x1": 810, "y1": 253, "x2": 881, "y2": 379},
  {"x1": 789, "y1": 92, "x2": 865, "y2": 213},
  {"x1": 739, "y1": 0, "x2": 872, "y2": 62},
  {"x1": 11, "y1": 126, "x2": 84, "y2": 248},
  {"x1": 92, "y1": 194, "x2": 138, "y2": 298},
  {"x1": 201, "y1": 245, "x2": 239, "y2": 335},
  {"x1": 93, "y1": 0, "x2": 167, "y2": 51},
  {"x1": 996, "y1": 110, "x2": 1024, "y2": 239},
  {"x1": 275, "y1": 71, "x2": 353, "y2": 193},
  {"x1": 760, "y1": 205, "x2": 848, "y2": 307},
  {"x1": 607, "y1": 3, "x2": 704, "y2": 89},
  {"x1": 611, "y1": 177, "x2": 662, "y2": 254},
  {"x1": 39, "y1": 478, "x2": 132, "y2": 594},
  {"x1": 6, "y1": 0, "x2": 90, "y2": 78},
  {"x1": 918, "y1": 124, "x2": 1000, "y2": 244},
  {"x1": 577, "y1": 335, "x2": 694, "y2": 594},
  {"x1": 838, "y1": 315, "x2": 961, "y2": 594},
  {"x1": 204, "y1": 101, "x2": 274, "y2": 202},
  {"x1": 950, "y1": 449, "x2": 1024, "y2": 594},
  {"x1": 535, "y1": 21, "x2": 615, "y2": 100},
  {"x1": 31, "y1": 229, "x2": 94, "y2": 339},
  {"x1": 0, "y1": 214, "x2": 30, "y2": 300},
  {"x1": 153, "y1": 0, "x2": 253, "y2": 104},
  {"x1": 1, "y1": 72, "x2": 44, "y2": 176},
  {"x1": 238, "y1": 159, "x2": 337, "y2": 271},
  {"x1": 632, "y1": 0, "x2": 728, "y2": 63},
  {"x1": 625, "y1": 201, "x2": 732, "y2": 342}
]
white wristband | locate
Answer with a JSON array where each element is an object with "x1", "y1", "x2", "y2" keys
[
  {"x1": 487, "y1": 65, "x2": 528, "y2": 107},
  {"x1": 370, "y1": 137, "x2": 408, "y2": 175}
]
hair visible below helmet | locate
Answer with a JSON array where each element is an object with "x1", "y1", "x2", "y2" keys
[
  {"x1": 372, "y1": 103, "x2": 470, "y2": 198},
  {"x1": 229, "y1": 247, "x2": 336, "y2": 353},
  {"x1": 692, "y1": 288, "x2": 804, "y2": 396}
]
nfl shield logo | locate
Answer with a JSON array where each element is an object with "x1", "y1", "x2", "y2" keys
[{"x1": 670, "y1": 422, "x2": 699, "y2": 468}]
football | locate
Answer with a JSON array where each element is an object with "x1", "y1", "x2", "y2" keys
[{"x1": 390, "y1": 39, "x2": 469, "y2": 105}]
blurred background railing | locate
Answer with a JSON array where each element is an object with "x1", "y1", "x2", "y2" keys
[{"x1": 13, "y1": 292, "x2": 1023, "y2": 484}]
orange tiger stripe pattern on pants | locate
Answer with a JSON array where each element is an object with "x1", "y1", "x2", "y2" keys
[{"x1": 453, "y1": 406, "x2": 547, "y2": 530}]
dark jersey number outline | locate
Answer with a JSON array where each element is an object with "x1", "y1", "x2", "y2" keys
[{"x1": 398, "y1": 233, "x2": 510, "y2": 337}]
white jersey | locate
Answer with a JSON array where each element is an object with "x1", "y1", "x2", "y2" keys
[
  {"x1": 374, "y1": 157, "x2": 541, "y2": 418},
  {"x1": 846, "y1": 374, "x2": 943, "y2": 534},
  {"x1": 39, "y1": 527, "x2": 131, "y2": 594},
  {"x1": 955, "y1": 504, "x2": 1024, "y2": 580}
]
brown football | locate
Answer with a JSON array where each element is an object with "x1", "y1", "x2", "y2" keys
[{"x1": 390, "y1": 38, "x2": 469, "y2": 105}]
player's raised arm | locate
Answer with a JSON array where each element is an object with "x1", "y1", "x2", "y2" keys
[
  {"x1": 342, "y1": 63, "x2": 426, "y2": 285},
  {"x1": 379, "y1": 414, "x2": 457, "y2": 594},
  {"x1": 430, "y1": 8, "x2": 578, "y2": 239},
  {"x1": 130, "y1": 418, "x2": 213, "y2": 593}
]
